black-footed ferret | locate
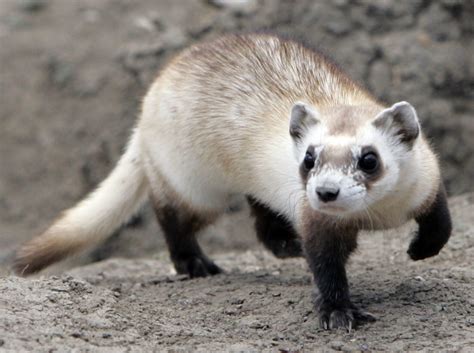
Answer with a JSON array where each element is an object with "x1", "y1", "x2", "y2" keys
[{"x1": 14, "y1": 33, "x2": 452, "y2": 330}]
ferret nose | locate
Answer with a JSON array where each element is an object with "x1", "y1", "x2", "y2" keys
[{"x1": 316, "y1": 186, "x2": 340, "y2": 203}]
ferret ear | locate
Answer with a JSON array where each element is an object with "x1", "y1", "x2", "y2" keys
[
  {"x1": 289, "y1": 102, "x2": 320, "y2": 142},
  {"x1": 372, "y1": 101, "x2": 420, "y2": 146}
]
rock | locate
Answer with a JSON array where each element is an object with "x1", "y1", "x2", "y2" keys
[{"x1": 330, "y1": 341, "x2": 344, "y2": 350}]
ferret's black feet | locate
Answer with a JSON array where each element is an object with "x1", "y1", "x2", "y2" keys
[
  {"x1": 407, "y1": 231, "x2": 445, "y2": 260},
  {"x1": 317, "y1": 302, "x2": 376, "y2": 331},
  {"x1": 351, "y1": 305, "x2": 377, "y2": 324},
  {"x1": 318, "y1": 304, "x2": 354, "y2": 331},
  {"x1": 409, "y1": 182, "x2": 452, "y2": 261},
  {"x1": 173, "y1": 255, "x2": 222, "y2": 278},
  {"x1": 247, "y1": 196, "x2": 303, "y2": 259},
  {"x1": 270, "y1": 237, "x2": 303, "y2": 258}
]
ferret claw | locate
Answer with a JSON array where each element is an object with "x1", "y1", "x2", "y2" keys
[{"x1": 318, "y1": 304, "x2": 375, "y2": 331}]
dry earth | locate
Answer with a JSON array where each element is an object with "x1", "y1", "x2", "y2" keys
[
  {"x1": 0, "y1": 193, "x2": 473, "y2": 351},
  {"x1": 0, "y1": 0, "x2": 473, "y2": 351}
]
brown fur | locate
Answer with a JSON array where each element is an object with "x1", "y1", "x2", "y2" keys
[
  {"x1": 320, "y1": 146, "x2": 354, "y2": 169},
  {"x1": 174, "y1": 33, "x2": 375, "y2": 108},
  {"x1": 320, "y1": 105, "x2": 383, "y2": 135},
  {"x1": 13, "y1": 222, "x2": 78, "y2": 275}
]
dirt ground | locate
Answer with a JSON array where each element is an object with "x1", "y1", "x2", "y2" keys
[
  {"x1": 0, "y1": 0, "x2": 473, "y2": 351},
  {"x1": 0, "y1": 193, "x2": 473, "y2": 351}
]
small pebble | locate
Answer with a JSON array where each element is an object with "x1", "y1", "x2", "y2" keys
[
  {"x1": 231, "y1": 298, "x2": 245, "y2": 305},
  {"x1": 224, "y1": 308, "x2": 237, "y2": 315},
  {"x1": 249, "y1": 321, "x2": 264, "y2": 329}
]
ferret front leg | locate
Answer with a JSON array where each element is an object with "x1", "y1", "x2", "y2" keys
[
  {"x1": 247, "y1": 196, "x2": 303, "y2": 258},
  {"x1": 303, "y1": 224, "x2": 375, "y2": 330},
  {"x1": 408, "y1": 182, "x2": 452, "y2": 260}
]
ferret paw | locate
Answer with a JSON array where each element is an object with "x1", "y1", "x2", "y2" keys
[
  {"x1": 174, "y1": 255, "x2": 223, "y2": 278},
  {"x1": 318, "y1": 304, "x2": 376, "y2": 331},
  {"x1": 351, "y1": 307, "x2": 377, "y2": 324},
  {"x1": 407, "y1": 233, "x2": 443, "y2": 261},
  {"x1": 319, "y1": 307, "x2": 354, "y2": 331}
]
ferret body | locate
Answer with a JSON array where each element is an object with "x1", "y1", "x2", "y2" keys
[{"x1": 14, "y1": 33, "x2": 452, "y2": 330}]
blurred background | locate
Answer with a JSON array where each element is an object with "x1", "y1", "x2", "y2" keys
[{"x1": 0, "y1": 0, "x2": 472, "y2": 266}]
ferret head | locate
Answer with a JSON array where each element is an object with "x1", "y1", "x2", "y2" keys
[{"x1": 289, "y1": 101, "x2": 421, "y2": 217}]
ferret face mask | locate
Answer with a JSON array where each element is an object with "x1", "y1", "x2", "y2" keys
[{"x1": 290, "y1": 101, "x2": 420, "y2": 217}]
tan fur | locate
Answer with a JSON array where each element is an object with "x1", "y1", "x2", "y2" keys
[
  {"x1": 321, "y1": 105, "x2": 383, "y2": 135},
  {"x1": 14, "y1": 219, "x2": 78, "y2": 275},
  {"x1": 13, "y1": 33, "x2": 441, "y2": 275}
]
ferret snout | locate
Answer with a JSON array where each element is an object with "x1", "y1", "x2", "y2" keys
[{"x1": 316, "y1": 184, "x2": 340, "y2": 202}]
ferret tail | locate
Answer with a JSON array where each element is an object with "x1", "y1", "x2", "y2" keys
[{"x1": 13, "y1": 129, "x2": 149, "y2": 275}]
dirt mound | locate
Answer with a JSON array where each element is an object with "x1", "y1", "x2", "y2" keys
[{"x1": 1, "y1": 193, "x2": 473, "y2": 351}]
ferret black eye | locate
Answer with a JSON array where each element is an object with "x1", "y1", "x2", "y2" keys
[
  {"x1": 304, "y1": 151, "x2": 315, "y2": 170},
  {"x1": 358, "y1": 152, "x2": 379, "y2": 174}
]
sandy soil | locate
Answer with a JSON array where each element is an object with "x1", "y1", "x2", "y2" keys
[
  {"x1": 0, "y1": 0, "x2": 473, "y2": 351},
  {"x1": 1, "y1": 193, "x2": 473, "y2": 351}
]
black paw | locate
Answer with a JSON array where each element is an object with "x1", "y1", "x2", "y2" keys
[
  {"x1": 407, "y1": 232, "x2": 445, "y2": 261},
  {"x1": 173, "y1": 255, "x2": 223, "y2": 278},
  {"x1": 270, "y1": 237, "x2": 303, "y2": 258},
  {"x1": 352, "y1": 308, "x2": 377, "y2": 324},
  {"x1": 318, "y1": 304, "x2": 376, "y2": 331}
]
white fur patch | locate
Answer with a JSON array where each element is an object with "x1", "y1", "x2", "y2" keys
[{"x1": 306, "y1": 167, "x2": 367, "y2": 215}]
